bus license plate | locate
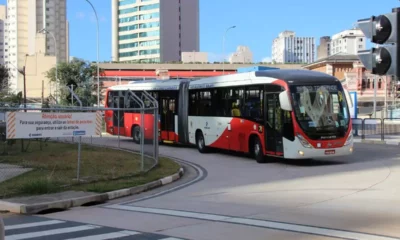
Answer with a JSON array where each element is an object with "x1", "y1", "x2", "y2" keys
[{"x1": 325, "y1": 150, "x2": 335, "y2": 155}]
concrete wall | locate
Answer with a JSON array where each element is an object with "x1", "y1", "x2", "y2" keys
[
  {"x1": 181, "y1": 52, "x2": 208, "y2": 63},
  {"x1": 25, "y1": 33, "x2": 56, "y2": 99}
]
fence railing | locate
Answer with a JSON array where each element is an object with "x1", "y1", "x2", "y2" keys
[
  {"x1": 0, "y1": 90, "x2": 159, "y2": 199},
  {"x1": 351, "y1": 118, "x2": 400, "y2": 141}
]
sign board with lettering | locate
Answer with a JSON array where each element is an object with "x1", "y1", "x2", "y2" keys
[
  {"x1": 5, "y1": 112, "x2": 103, "y2": 139},
  {"x1": 349, "y1": 91, "x2": 357, "y2": 118}
]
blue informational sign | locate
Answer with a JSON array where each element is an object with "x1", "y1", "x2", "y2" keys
[
  {"x1": 349, "y1": 91, "x2": 357, "y2": 119},
  {"x1": 237, "y1": 66, "x2": 279, "y2": 73}
]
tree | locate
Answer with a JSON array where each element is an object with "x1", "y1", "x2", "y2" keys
[
  {"x1": 0, "y1": 64, "x2": 10, "y2": 92},
  {"x1": 46, "y1": 58, "x2": 105, "y2": 106}
]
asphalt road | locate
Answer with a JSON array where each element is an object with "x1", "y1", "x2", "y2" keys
[{"x1": 7, "y1": 137, "x2": 400, "y2": 240}]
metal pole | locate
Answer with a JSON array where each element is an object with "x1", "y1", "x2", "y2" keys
[
  {"x1": 84, "y1": 0, "x2": 100, "y2": 108},
  {"x1": 23, "y1": 67, "x2": 26, "y2": 111},
  {"x1": 384, "y1": 76, "x2": 387, "y2": 119},
  {"x1": 118, "y1": 100, "x2": 120, "y2": 148},
  {"x1": 373, "y1": 75, "x2": 377, "y2": 118},
  {"x1": 222, "y1": 25, "x2": 236, "y2": 75}
]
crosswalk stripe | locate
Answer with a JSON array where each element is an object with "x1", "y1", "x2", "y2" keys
[
  {"x1": 5, "y1": 220, "x2": 65, "y2": 230},
  {"x1": 64, "y1": 230, "x2": 141, "y2": 240},
  {"x1": 5, "y1": 225, "x2": 101, "y2": 240}
]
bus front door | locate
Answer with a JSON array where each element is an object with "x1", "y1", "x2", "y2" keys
[
  {"x1": 264, "y1": 92, "x2": 284, "y2": 156},
  {"x1": 160, "y1": 97, "x2": 177, "y2": 142}
]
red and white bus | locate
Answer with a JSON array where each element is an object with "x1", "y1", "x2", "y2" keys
[{"x1": 104, "y1": 69, "x2": 354, "y2": 163}]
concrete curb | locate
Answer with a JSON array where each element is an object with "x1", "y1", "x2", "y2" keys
[
  {"x1": 354, "y1": 139, "x2": 400, "y2": 146},
  {"x1": 0, "y1": 167, "x2": 184, "y2": 215}
]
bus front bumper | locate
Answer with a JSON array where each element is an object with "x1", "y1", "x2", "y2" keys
[{"x1": 281, "y1": 138, "x2": 354, "y2": 159}]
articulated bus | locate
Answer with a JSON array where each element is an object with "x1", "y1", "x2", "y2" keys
[{"x1": 104, "y1": 69, "x2": 354, "y2": 163}]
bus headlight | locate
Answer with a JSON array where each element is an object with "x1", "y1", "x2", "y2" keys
[
  {"x1": 296, "y1": 134, "x2": 313, "y2": 148},
  {"x1": 344, "y1": 133, "x2": 353, "y2": 146}
]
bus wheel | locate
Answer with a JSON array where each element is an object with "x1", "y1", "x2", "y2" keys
[
  {"x1": 196, "y1": 131, "x2": 208, "y2": 153},
  {"x1": 132, "y1": 126, "x2": 141, "y2": 144},
  {"x1": 253, "y1": 137, "x2": 266, "y2": 163}
]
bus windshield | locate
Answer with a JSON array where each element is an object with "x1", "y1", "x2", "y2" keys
[{"x1": 290, "y1": 84, "x2": 350, "y2": 140}]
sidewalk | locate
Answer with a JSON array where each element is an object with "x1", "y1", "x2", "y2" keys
[{"x1": 354, "y1": 134, "x2": 400, "y2": 145}]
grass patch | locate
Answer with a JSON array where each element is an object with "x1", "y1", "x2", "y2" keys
[{"x1": 0, "y1": 140, "x2": 180, "y2": 199}]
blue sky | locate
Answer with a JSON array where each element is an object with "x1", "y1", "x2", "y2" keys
[{"x1": 0, "y1": 0, "x2": 397, "y2": 62}]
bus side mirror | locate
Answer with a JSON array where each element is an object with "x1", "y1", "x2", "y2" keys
[
  {"x1": 279, "y1": 91, "x2": 292, "y2": 111},
  {"x1": 343, "y1": 89, "x2": 353, "y2": 108}
]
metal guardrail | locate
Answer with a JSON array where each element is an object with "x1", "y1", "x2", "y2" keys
[{"x1": 351, "y1": 118, "x2": 400, "y2": 141}]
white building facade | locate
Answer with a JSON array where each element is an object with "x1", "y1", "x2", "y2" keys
[
  {"x1": 271, "y1": 31, "x2": 315, "y2": 64},
  {"x1": 4, "y1": 0, "x2": 69, "y2": 94},
  {"x1": 112, "y1": 0, "x2": 200, "y2": 63},
  {"x1": 330, "y1": 28, "x2": 366, "y2": 55},
  {"x1": 0, "y1": 5, "x2": 6, "y2": 65},
  {"x1": 229, "y1": 45, "x2": 253, "y2": 63}
]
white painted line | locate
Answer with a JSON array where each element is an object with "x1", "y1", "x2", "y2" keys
[
  {"x1": 108, "y1": 205, "x2": 227, "y2": 221},
  {"x1": 5, "y1": 220, "x2": 65, "y2": 230},
  {"x1": 5, "y1": 225, "x2": 101, "y2": 240},
  {"x1": 64, "y1": 230, "x2": 140, "y2": 240},
  {"x1": 106, "y1": 205, "x2": 400, "y2": 240},
  {"x1": 159, "y1": 238, "x2": 185, "y2": 240}
]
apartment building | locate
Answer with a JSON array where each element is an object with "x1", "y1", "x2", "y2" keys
[
  {"x1": 112, "y1": 0, "x2": 200, "y2": 63},
  {"x1": 317, "y1": 36, "x2": 331, "y2": 60},
  {"x1": 5, "y1": 0, "x2": 69, "y2": 94},
  {"x1": 229, "y1": 46, "x2": 253, "y2": 64},
  {"x1": 271, "y1": 31, "x2": 315, "y2": 64},
  {"x1": 0, "y1": 5, "x2": 6, "y2": 65},
  {"x1": 330, "y1": 28, "x2": 366, "y2": 55},
  {"x1": 317, "y1": 28, "x2": 366, "y2": 59}
]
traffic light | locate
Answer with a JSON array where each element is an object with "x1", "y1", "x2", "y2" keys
[{"x1": 357, "y1": 8, "x2": 400, "y2": 76}]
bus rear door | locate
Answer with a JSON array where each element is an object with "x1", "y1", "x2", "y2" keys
[{"x1": 264, "y1": 92, "x2": 284, "y2": 156}]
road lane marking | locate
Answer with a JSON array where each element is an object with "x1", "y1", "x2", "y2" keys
[
  {"x1": 105, "y1": 205, "x2": 400, "y2": 240},
  {"x1": 5, "y1": 220, "x2": 65, "y2": 230},
  {"x1": 64, "y1": 230, "x2": 141, "y2": 240},
  {"x1": 6, "y1": 225, "x2": 101, "y2": 240}
]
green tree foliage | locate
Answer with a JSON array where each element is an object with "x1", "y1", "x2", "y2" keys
[
  {"x1": 46, "y1": 59, "x2": 105, "y2": 107},
  {"x1": 0, "y1": 64, "x2": 10, "y2": 93},
  {"x1": 0, "y1": 64, "x2": 23, "y2": 106}
]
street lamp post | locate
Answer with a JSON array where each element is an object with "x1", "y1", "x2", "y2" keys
[
  {"x1": 84, "y1": 0, "x2": 100, "y2": 107},
  {"x1": 39, "y1": 28, "x2": 58, "y2": 102},
  {"x1": 222, "y1": 25, "x2": 236, "y2": 75}
]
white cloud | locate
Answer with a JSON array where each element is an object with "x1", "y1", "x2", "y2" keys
[
  {"x1": 261, "y1": 57, "x2": 272, "y2": 63},
  {"x1": 76, "y1": 11, "x2": 86, "y2": 20},
  {"x1": 208, "y1": 52, "x2": 234, "y2": 63},
  {"x1": 90, "y1": 13, "x2": 107, "y2": 23}
]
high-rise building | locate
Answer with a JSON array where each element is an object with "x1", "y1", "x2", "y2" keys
[
  {"x1": 0, "y1": 5, "x2": 6, "y2": 66},
  {"x1": 5, "y1": 0, "x2": 69, "y2": 94},
  {"x1": 111, "y1": 0, "x2": 200, "y2": 63},
  {"x1": 317, "y1": 36, "x2": 331, "y2": 60},
  {"x1": 316, "y1": 28, "x2": 366, "y2": 60},
  {"x1": 329, "y1": 28, "x2": 366, "y2": 55},
  {"x1": 271, "y1": 31, "x2": 315, "y2": 64},
  {"x1": 229, "y1": 46, "x2": 253, "y2": 64}
]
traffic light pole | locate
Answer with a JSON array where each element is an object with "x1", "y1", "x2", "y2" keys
[
  {"x1": 357, "y1": 7, "x2": 399, "y2": 118},
  {"x1": 373, "y1": 75, "x2": 377, "y2": 118}
]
